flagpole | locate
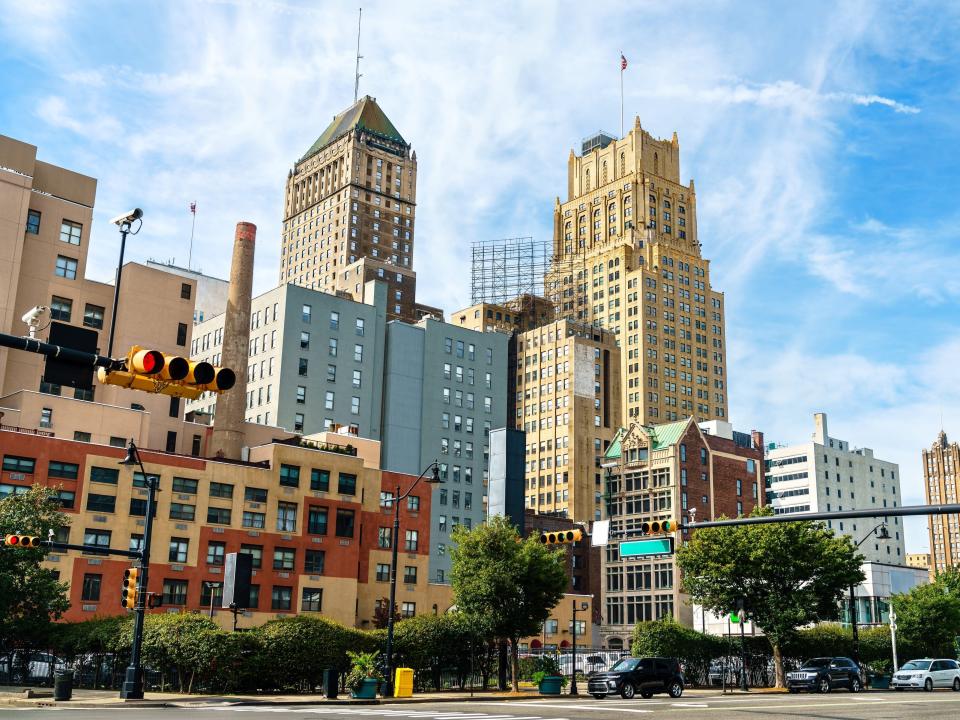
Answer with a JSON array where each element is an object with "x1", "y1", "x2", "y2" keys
[
  {"x1": 620, "y1": 51, "x2": 624, "y2": 139},
  {"x1": 188, "y1": 202, "x2": 196, "y2": 270}
]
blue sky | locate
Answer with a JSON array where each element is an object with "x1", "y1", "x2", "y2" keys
[{"x1": 2, "y1": 1, "x2": 958, "y2": 553}]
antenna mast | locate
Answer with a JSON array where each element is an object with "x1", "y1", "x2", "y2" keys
[{"x1": 354, "y1": 8, "x2": 363, "y2": 103}]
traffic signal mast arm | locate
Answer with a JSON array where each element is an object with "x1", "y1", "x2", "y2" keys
[{"x1": 0, "y1": 331, "x2": 123, "y2": 373}]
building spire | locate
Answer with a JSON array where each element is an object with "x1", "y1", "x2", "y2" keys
[{"x1": 354, "y1": 8, "x2": 363, "y2": 103}]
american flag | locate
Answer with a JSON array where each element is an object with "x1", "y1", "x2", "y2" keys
[
  {"x1": 189, "y1": 201, "x2": 196, "y2": 214},
  {"x1": 621, "y1": 54, "x2": 628, "y2": 71}
]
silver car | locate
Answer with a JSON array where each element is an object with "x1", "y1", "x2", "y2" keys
[{"x1": 891, "y1": 659, "x2": 960, "y2": 691}]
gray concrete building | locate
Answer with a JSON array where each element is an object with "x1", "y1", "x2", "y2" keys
[
  {"x1": 187, "y1": 281, "x2": 386, "y2": 439},
  {"x1": 146, "y1": 260, "x2": 229, "y2": 325},
  {"x1": 381, "y1": 319, "x2": 509, "y2": 582}
]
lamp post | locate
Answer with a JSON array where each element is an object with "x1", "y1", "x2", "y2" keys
[
  {"x1": 106, "y1": 210, "x2": 143, "y2": 357},
  {"x1": 382, "y1": 460, "x2": 442, "y2": 697},
  {"x1": 850, "y1": 522, "x2": 891, "y2": 669},
  {"x1": 119, "y1": 439, "x2": 158, "y2": 700},
  {"x1": 570, "y1": 600, "x2": 589, "y2": 696}
]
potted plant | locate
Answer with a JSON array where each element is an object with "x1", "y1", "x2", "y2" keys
[
  {"x1": 868, "y1": 659, "x2": 892, "y2": 689},
  {"x1": 346, "y1": 650, "x2": 382, "y2": 699}
]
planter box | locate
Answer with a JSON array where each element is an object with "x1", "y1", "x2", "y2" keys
[
  {"x1": 351, "y1": 678, "x2": 379, "y2": 699},
  {"x1": 538, "y1": 676, "x2": 563, "y2": 695},
  {"x1": 869, "y1": 674, "x2": 891, "y2": 689}
]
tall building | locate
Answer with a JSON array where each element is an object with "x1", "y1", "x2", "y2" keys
[
  {"x1": 547, "y1": 119, "x2": 728, "y2": 424},
  {"x1": 924, "y1": 430, "x2": 960, "y2": 575},
  {"x1": 187, "y1": 281, "x2": 387, "y2": 440},
  {"x1": 281, "y1": 96, "x2": 440, "y2": 323},
  {"x1": 513, "y1": 318, "x2": 620, "y2": 522},
  {"x1": 766, "y1": 412, "x2": 905, "y2": 564},
  {"x1": 381, "y1": 319, "x2": 508, "y2": 582},
  {"x1": 600, "y1": 417, "x2": 764, "y2": 645},
  {"x1": 0, "y1": 134, "x2": 202, "y2": 455}
]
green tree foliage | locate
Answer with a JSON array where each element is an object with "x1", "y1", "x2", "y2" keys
[
  {"x1": 632, "y1": 618, "x2": 724, "y2": 685},
  {"x1": 391, "y1": 612, "x2": 483, "y2": 687},
  {"x1": 676, "y1": 507, "x2": 864, "y2": 687},
  {"x1": 892, "y1": 568, "x2": 960, "y2": 659},
  {"x1": 451, "y1": 516, "x2": 568, "y2": 691},
  {"x1": 0, "y1": 485, "x2": 71, "y2": 649}
]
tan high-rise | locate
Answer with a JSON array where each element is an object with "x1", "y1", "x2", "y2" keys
[
  {"x1": 281, "y1": 96, "x2": 428, "y2": 322},
  {"x1": 924, "y1": 430, "x2": 960, "y2": 576},
  {"x1": 548, "y1": 119, "x2": 729, "y2": 424}
]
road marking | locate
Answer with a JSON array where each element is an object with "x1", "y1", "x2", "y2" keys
[
  {"x1": 203, "y1": 708, "x2": 567, "y2": 720},
  {"x1": 476, "y1": 702, "x2": 650, "y2": 713},
  {"x1": 672, "y1": 703, "x2": 708, "y2": 707}
]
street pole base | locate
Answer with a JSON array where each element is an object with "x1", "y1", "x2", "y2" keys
[
  {"x1": 381, "y1": 681, "x2": 393, "y2": 698},
  {"x1": 119, "y1": 667, "x2": 144, "y2": 699}
]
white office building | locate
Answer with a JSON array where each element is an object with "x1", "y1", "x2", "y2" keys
[{"x1": 765, "y1": 412, "x2": 905, "y2": 564}]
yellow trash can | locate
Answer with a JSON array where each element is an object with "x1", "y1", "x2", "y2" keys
[{"x1": 394, "y1": 667, "x2": 414, "y2": 698}]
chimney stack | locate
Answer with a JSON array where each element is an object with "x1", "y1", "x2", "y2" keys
[{"x1": 210, "y1": 222, "x2": 256, "y2": 459}]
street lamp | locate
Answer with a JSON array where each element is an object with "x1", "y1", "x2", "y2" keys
[
  {"x1": 570, "y1": 600, "x2": 589, "y2": 696},
  {"x1": 106, "y1": 209, "x2": 143, "y2": 357},
  {"x1": 118, "y1": 439, "x2": 159, "y2": 700},
  {"x1": 382, "y1": 460, "x2": 443, "y2": 697},
  {"x1": 850, "y1": 522, "x2": 890, "y2": 669}
]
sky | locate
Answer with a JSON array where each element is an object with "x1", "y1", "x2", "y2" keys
[{"x1": 1, "y1": 0, "x2": 958, "y2": 554}]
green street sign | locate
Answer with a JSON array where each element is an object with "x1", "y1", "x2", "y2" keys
[
  {"x1": 619, "y1": 537, "x2": 674, "y2": 558},
  {"x1": 730, "y1": 613, "x2": 741, "y2": 624}
]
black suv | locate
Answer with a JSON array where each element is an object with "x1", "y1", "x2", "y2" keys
[
  {"x1": 786, "y1": 657, "x2": 863, "y2": 693},
  {"x1": 587, "y1": 656, "x2": 685, "y2": 699}
]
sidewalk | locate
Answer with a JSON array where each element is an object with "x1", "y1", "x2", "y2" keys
[{"x1": 0, "y1": 685, "x2": 791, "y2": 708}]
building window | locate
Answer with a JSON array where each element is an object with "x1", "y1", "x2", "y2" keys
[
  {"x1": 83, "y1": 304, "x2": 105, "y2": 329},
  {"x1": 54, "y1": 255, "x2": 78, "y2": 279},
  {"x1": 85, "y1": 493, "x2": 116, "y2": 513},
  {"x1": 355, "y1": 318, "x2": 365, "y2": 336},
  {"x1": 300, "y1": 331, "x2": 310, "y2": 350},
  {"x1": 335, "y1": 508, "x2": 355, "y2": 537},
  {"x1": 310, "y1": 469, "x2": 330, "y2": 492},
  {"x1": 403, "y1": 566, "x2": 418, "y2": 584},
  {"x1": 60, "y1": 220, "x2": 82, "y2": 245},
  {"x1": 162, "y1": 580, "x2": 188, "y2": 606},
  {"x1": 175, "y1": 322, "x2": 188, "y2": 347},
  {"x1": 48, "y1": 460, "x2": 79, "y2": 479},
  {"x1": 180, "y1": 282, "x2": 191, "y2": 300},
  {"x1": 206, "y1": 541, "x2": 226, "y2": 565},
  {"x1": 273, "y1": 547, "x2": 296, "y2": 570},
  {"x1": 168, "y1": 537, "x2": 189, "y2": 563},
  {"x1": 301, "y1": 587, "x2": 322, "y2": 612},
  {"x1": 407, "y1": 495, "x2": 420, "y2": 512},
  {"x1": 350, "y1": 396, "x2": 360, "y2": 414},
  {"x1": 207, "y1": 507, "x2": 231, "y2": 524},
  {"x1": 376, "y1": 563, "x2": 390, "y2": 582},
  {"x1": 276, "y1": 502, "x2": 297, "y2": 532},
  {"x1": 338, "y1": 472, "x2": 357, "y2": 495},
  {"x1": 405, "y1": 529, "x2": 419, "y2": 552},
  {"x1": 299, "y1": 358, "x2": 309, "y2": 376},
  {"x1": 242, "y1": 511, "x2": 266, "y2": 529},
  {"x1": 308, "y1": 507, "x2": 328, "y2": 534},
  {"x1": 352, "y1": 370, "x2": 361, "y2": 388},
  {"x1": 240, "y1": 544, "x2": 262, "y2": 569},
  {"x1": 244, "y1": 486, "x2": 267, "y2": 503},
  {"x1": 302, "y1": 304, "x2": 312, "y2": 323},
  {"x1": 294, "y1": 413, "x2": 304, "y2": 432},
  {"x1": 304, "y1": 549, "x2": 325, "y2": 574},
  {"x1": 401, "y1": 602, "x2": 416, "y2": 618},
  {"x1": 354, "y1": 344, "x2": 363, "y2": 362},
  {"x1": 270, "y1": 585, "x2": 292, "y2": 610},
  {"x1": 329, "y1": 338, "x2": 338, "y2": 356},
  {"x1": 25, "y1": 210, "x2": 41, "y2": 234},
  {"x1": 89, "y1": 466, "x2": 118, "y2": 484},
  {"x1": 80, "y1": 573, "x2": 101, "y2": 601},
  {"x1": 50, "y1": 296, "x2": 72, "y2": 321},
  {"x1": 279, "y1": 464, "x2": 300, "y2": 487},
  {"x1": 378, "y1": 527, "x2": 392, "y2": 549},
  {"x1": 172, "y1": 477, "x2": 198, "y2": 494},
  {"x1": 210, "y1": 482, "x2": 234, "y2": 498},
  {"x1": 200, "y1": 582, "x2": 222, "y2": 608},
  {"x1": 169, "y1": 503, "x2": 195, "y2": 521},
  {"x1": 330, "y1": 311, "x2": 339, "y2": 330}
]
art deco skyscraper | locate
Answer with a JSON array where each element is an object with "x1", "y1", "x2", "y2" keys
[
  {"x1": 548, "y1": 118, "x2": 729, "y2": 424},
  {"x1": 281, "y1": 96, "x2": 438, "y2": 322},
  {"x1": 924, "y1": 430, "x2": 960, "y2": 576}
]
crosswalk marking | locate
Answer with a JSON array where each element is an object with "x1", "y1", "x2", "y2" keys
[{"x1": 204, "y1": 707, "x2": 568, "y2": 720}]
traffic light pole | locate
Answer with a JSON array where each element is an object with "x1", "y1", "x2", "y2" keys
[
  {"x1": 120, "y1": 442, "x2": 157, "y2": 700},
  {"x1": 0, "y1": 332, "x2": 122, "y2": 372},
  {"x1": 107, "y1": 220, "x2": 134, "y2": 357}
]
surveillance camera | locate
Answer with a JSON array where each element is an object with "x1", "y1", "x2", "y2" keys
[
  {"x1": 22, "y1": 305, "x2": 47, "y2": 325},
  {"x1": 110, "y1": 208, "x2": 143, "y2": 226}
]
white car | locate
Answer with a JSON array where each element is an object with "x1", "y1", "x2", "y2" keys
[{"x1": 891, "y1": 659, "x2": 960, "y2": 691}]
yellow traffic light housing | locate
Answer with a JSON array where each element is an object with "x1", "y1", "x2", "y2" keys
[
  {"x1": 98, "y1": 346, "x2": 235, "y2": 399},
  {"x1": 3, "y1": 534, "x2": 41, "y2": 548},
  {"x1": 538, "y1": 528, "x2": 585, "y2": 545},
  {"x1": 639, "y1": 519, "x2": 678, "y2": 535},
  {"x1": 122, "y1": 567, "x2": 139, "y2": 610}
]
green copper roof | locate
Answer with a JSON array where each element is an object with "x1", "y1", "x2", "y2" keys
[
  {"x1": 300, "y1": 96, "x2": 406, "y2": 162},
  {"x1": 604, "y1": 418, "x2": 693, "y2": 460}
]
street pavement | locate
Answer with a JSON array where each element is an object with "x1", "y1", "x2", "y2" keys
[{"x1": 4, "y1": 691, "x2": 960, "y2": 719}]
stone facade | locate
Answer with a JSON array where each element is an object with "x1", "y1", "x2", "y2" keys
[{"x1": 924, "y1": 430, "x2": 960, "y2": 576}]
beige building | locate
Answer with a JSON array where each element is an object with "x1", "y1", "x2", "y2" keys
[
  {"x1": 514, "y1": 319, "x2": 620, "y2": 522},
  {"x1": 0, "y1": 134, "x2": 203, "y2": 455},
  {"x1": 906, "y1": 553, "x2": 931, "y2": 572},
  {"x1": 281, "y1": 96, "x2": 441, "y2": 323},
  {"x1": 924, "y1": 430, "x2": 960, "y2": 576},
  {"x1": 452, "y1": 295, "x2": 555, "y2": 335},
  {"x1": 547, "y1": 120, "x2": 728, "y2": 425}
]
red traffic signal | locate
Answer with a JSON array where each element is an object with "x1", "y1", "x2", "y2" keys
[
  {"x1": 99, "y1": 346, "x2": 236, "y2": 399},
  {"x1": 122, "y1": 567, "x2": 139, "y2": 610},
  {"x1": 4, "y1": 534, "x2": 41, "y2": 548}
]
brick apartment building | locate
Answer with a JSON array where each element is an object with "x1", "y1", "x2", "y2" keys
[{"x1": 599, "y1": 417, "x2": 764, "y2": 647}]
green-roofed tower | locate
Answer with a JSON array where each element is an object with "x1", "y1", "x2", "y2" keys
[{"x1": 281, "y1": 96, "x2": 437, "y2": 323}]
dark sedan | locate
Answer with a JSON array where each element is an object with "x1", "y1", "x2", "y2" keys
[{"x1": 587, "y1": 656, "x2": 685, "y2": 699}]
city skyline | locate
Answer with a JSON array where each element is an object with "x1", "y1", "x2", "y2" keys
[{"x1": 1, "y1": 1, "x2": 958, "y2": 553}]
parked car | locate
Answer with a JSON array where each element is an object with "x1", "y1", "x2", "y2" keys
[
  {"x1": 786, "y1": 657, "x2": 862, "y2": 693},
  {"x1": 587, "y1": 656, "x2": 684, "y2": 699},
  {"x1": 891, "y1": 659, "x2": 960, "y2": 691}
]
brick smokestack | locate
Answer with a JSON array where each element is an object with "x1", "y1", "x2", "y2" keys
[{"x1": 210, "y1": 222, "x2": 255, "y2": 459}]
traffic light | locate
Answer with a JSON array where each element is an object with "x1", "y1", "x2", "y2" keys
[
  {"x1": 638, "y1": 518, "x2": 678, "y2": 535},
  {"x1": 98, "y1": 346, "x2": 236, "y2": 400},
  {"x1": 3, "y1": 534, "x2": 41, "y2": 547},
  {"x1": 538, "y1": 528, "x2": 585, "y2": 545},
  {"x1": 122, "y1": 568, "x2": 139, "y2": 610}
]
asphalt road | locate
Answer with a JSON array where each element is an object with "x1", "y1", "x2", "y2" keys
[{"x1": 4, "y1": 692, "x2": 960, "y2": 719}]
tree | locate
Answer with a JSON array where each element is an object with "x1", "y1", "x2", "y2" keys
[
  {"x1": 450, "y1": 516, "x2": 567, "y2": 692},
  {"x1": 0, "y1": 485, "x2": 71, "y2": 651},
  {"x1": 892, "y1": 568, "x2": 960, "y2": 659},
  {"x1": 675, "y1": 507, "x2": 864, "y2": 687}
]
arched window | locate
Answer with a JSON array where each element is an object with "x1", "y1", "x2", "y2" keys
[
  {"x1": 608, "y1": 637, "x2": 624, "y2": 650},
  {"x1": 585, "y1": 169, "x2": 591, "y2": 191},
  {"x1": 620, "y1": 152, "x2": 625, "y2": 175}
]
